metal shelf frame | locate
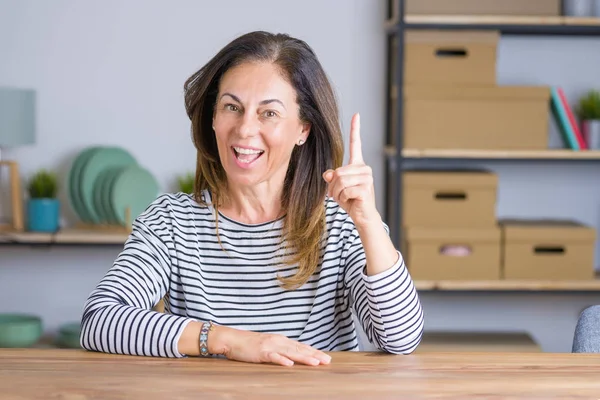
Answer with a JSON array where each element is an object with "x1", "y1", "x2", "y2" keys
[{"x1": 384, "y1": 0, "x2": 600, "y2": 248}]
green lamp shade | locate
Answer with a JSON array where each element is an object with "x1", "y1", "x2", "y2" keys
[{"x1": 0, "y1": 87, "x2": 36, "y2": 148}]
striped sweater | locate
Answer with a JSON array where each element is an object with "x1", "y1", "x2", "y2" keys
[{"x1": 80, "y1": 191, "x2": 424, "y2": 357}]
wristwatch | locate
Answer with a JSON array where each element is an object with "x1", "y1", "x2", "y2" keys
[{"x1": 199, "y1": 320, "x2": 215, "y2": 357}]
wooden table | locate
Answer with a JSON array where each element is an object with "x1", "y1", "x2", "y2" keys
[{"x1": 1, "y1": 349, "x2": 600, "y2": 399}]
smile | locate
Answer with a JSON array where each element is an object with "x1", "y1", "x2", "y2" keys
[{"x1": 232, "y1": 146, "x2": 264, "y2": 165}]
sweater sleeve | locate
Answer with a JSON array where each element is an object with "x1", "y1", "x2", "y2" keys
[
  {"x1": 80, "y1": 198, "x2": 193, "y2": 358},
  {"x1": 342, "y1": 220, "x2": 424, "y2": 354}
]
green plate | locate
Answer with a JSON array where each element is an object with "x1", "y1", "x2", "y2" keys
[
  {"x1": 104, "y1": 166, "x2": 127, "y2": 225},
  {"x1": 79, "y1": 147, "x2": 137, "y2": 224},
  {"x1": 93, "y1": 167, "x2": 122, "y2": 224},
  {"x1": 91, "y1": 168, "x2": 109, "y2": 223},
  {"x1": 67, "y1": 147, "x2": 103, "y2": 223},
  {"x1": 110, "y1": 165, "x2": 159, "y2": 226}
]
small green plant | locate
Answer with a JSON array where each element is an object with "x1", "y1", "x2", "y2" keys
[
  {"x1": 177, "y1": 172, "x2": 194, "y2": 194},
  {"x1": 577, "y1": 90, "x2": 600, "y2": 120},
  {"x1": 28, "y1": 169, "x2": 58, "y2": 199}
]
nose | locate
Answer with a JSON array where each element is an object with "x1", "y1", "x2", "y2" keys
[{"x1": 237, "y1": 112, "x2": 260, "y2": 139}]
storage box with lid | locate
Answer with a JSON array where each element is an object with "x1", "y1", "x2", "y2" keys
[
  {"x1": 403, "y1": 85, "x2": 550, "y2": 150},
  {"x1": 403, "y1": 226, "x2": 501, "y2": 280},
  {"x1": 501, "y1": 219, "x2": 596, "y2": 280},
  {"x1": 404, "y1": 0, "x2": 561, "y2": 16},
  {"x1": 403, "y1": 170, "x2": 498, "y2": 228},
  {"x1": 404, "y1": 30, "x2": 498, "y2": 86}
]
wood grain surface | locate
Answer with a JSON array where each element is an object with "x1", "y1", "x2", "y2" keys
[{"x1": 1, "y1": 349, "x2": 599, "y2": 399}]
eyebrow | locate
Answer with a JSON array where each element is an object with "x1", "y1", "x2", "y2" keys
[{"x1": 220, "y1": 92, "x2": 286, "y2": 110}]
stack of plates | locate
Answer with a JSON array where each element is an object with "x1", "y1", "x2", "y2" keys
[{"x1": 67, "y1": 146, "x2": 159, "y2": 226}]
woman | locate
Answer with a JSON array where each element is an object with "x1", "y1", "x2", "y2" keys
[{"x1": 80, "y1": 31, "x2": 424, "y2": 366}]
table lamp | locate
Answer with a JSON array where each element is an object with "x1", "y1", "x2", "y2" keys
[{"x1": 0, "y1": 87, "x2": 36, "y2": 232}]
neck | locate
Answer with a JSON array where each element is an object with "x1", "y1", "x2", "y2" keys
[{"x1": 219, "y1": 183, "x2": 284, "y2": 225}]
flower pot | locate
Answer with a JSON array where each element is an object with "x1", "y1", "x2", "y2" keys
[
  {"x1": 594, "y1": 0, "x2": 600, "y2": 16},
  {"x1": 582, "y1": 119, "x2": 600, "y2": 149},
  {"x1": 563, "y1": 0, "x2": 593, "y2": 16},
  {"x1": 27, "y1": 198, "x2": 60, "y2": 233}
]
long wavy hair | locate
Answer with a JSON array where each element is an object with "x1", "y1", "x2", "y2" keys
[{"x1": 183, "y1": 31, "x2": 344, "y2": 289}]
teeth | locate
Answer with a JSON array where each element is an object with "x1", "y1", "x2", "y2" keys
[{"x1": 234, "y1": 147, "x2": 263, "y2": 155}]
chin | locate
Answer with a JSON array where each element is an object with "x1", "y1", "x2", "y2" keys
[{"x1": 227, "y1": 173, "x2": 263, "y2": 189}]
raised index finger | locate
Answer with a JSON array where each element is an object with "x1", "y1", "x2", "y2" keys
[{"x1": 349, "y1": 113, "x2": 363, "y2": 165}]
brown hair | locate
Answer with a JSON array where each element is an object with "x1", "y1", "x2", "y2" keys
[{"x1": 183, "y1": 31, "x2": 344, "y2": 289}]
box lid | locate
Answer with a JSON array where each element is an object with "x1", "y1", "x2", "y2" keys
[
  {"x1": 404, "y1": 85, "x2": 550, "y2": 101},
  {"x1": 405, "y1": 30, "x2": 499, "y2": 44},
  {"x1": 500, "y1": 219, "x2": 596, "y2": 242},
  {"x1": 404, "y1": 169, "x2": 497, "y2": 188},
  {"x1": 405, "y1": 226, "x2": 501, "y2": 242}
]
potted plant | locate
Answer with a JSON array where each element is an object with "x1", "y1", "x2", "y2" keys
[
  {"x1": 26, "y1": 169, "x2": 60, "y2": 233},
  {"x1": 177, "y1": 172, "x2": 194, "y2": 195},
  {"x1": 577, "y1": 89, "x2": 600, "y2": 150}
]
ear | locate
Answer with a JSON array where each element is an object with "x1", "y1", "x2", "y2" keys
[{"x1": 299, "y1": 122, "x2": 311, "y2": 144}]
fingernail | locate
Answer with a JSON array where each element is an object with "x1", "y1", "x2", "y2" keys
[{"x1": 322, "y1": 170, "x2": 333, "y2": 181}]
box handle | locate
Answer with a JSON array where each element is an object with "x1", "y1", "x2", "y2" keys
[
  {"x1": 434, "y1": 191, "x2": 467, "y2": 201},
  {"x1": 439, "y1": 245, "x2": 472, "y2": 257},
  {"x1": 533, "y1": 246, "x2": 565, "y2": 255},
  {"x1": 435, "y1": 48, "x2": 468, "y2": 58}
]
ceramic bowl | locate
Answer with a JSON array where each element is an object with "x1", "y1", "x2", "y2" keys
[
  {"x1": 0, "y1": 314, "x2": 43, "y2": 348},
  {"x1": 56, "y1": 322, "x2": 82, "y2": 349}
]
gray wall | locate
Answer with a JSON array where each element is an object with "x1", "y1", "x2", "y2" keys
[
  {"x1": 0, "y1": 0, "x2": 387, "y2": 336},
  {"x1": 1, "y1": 1, "x2": 599, "y2": 352}
]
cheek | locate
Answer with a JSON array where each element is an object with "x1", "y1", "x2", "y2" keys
[
  {"x1": 263, "y1": 131, "x2": 296, "y2": 159},
  {"x1": 213, "y1": 130, "x2": 231, "y2": 159},
  {"x1": 265, "y1": 121, "x2": 302, "y2": 151},
  {"x1": 213, "y1": 111, "x2": 238, "y2": 132}
]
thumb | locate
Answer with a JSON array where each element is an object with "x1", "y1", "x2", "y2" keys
[{"x1": 322, "y1": 170, "x2": 334, "y2": 183}]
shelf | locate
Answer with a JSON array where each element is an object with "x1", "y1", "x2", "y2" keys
[
  {"x1": 414, "y1": 276, "x2": 600, "y2": 292},
  {"x1": 0, "y1": 229, "x2": 130, "y2": 246},
  {"x1": 385, "y1": 147, "x2": 600, "y2": 160},
  {"x1": 4, "y1": 231, "x2": 598, "y2": 291},
  {"x1": 415, "y1": 332, "x2": 541, "y2": 353},
  {"x1": 387, "y1": 15, "x2": 600, "y2": 36}
]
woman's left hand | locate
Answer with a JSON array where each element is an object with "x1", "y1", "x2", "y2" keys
[{"x1": 323, "y1": 113, "x2": 380, "y2": 228}]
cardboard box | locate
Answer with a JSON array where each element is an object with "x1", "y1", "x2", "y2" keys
[
  {"x1": 404, "y1": 30, "x2": 498, "y2": 86},
  {"x1": 501, "y1": 219, "x2": 596, "y2": 280},
  {"x1": 403, "y1": 226, "x2": 501, "y2": 280},
  {"x1": 403, "y1": 170, "x2": 497, "y2": 228},
  {"x1": 405, "y1": 0, "x2": 561, "y2": 16},
  {"x1": 404, "y1": 85, "x2": 550, "y2": 150}
]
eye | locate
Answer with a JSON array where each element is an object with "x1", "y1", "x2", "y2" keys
[
  {"x1": 263, "y1": 110, "x2": 278, "y2": 118},
  {"x1": 225, "y1": 104, "x2": 240, "y2": 112}
]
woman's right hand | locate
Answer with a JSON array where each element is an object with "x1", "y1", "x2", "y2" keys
[{"x1": 211, "y1": 324, "x2": 332, "y2": 367}]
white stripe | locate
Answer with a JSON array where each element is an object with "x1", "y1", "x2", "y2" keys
[{"x1": 80, "y1": 191, "x2": 424, "y2": 357}]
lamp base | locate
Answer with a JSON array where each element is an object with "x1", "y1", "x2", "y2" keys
[{"x1": 0, "y1": 160, "x2": 24, "y2": 232}]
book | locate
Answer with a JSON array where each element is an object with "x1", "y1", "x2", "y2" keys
[
  {"x1": 550, "y1": 87, "x2": 580, "y2": 150},
  {"x1": 557, "y1": 87, "x2": 587, "y2": 150}
]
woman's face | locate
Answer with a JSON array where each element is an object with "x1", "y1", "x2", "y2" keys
[{"x1": 212, "y1": 61, "x2": 310, "y2": 191}]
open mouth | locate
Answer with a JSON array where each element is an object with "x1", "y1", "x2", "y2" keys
[{"x1": 232, "y1": 146, "x2": 264, "y2": 164}]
